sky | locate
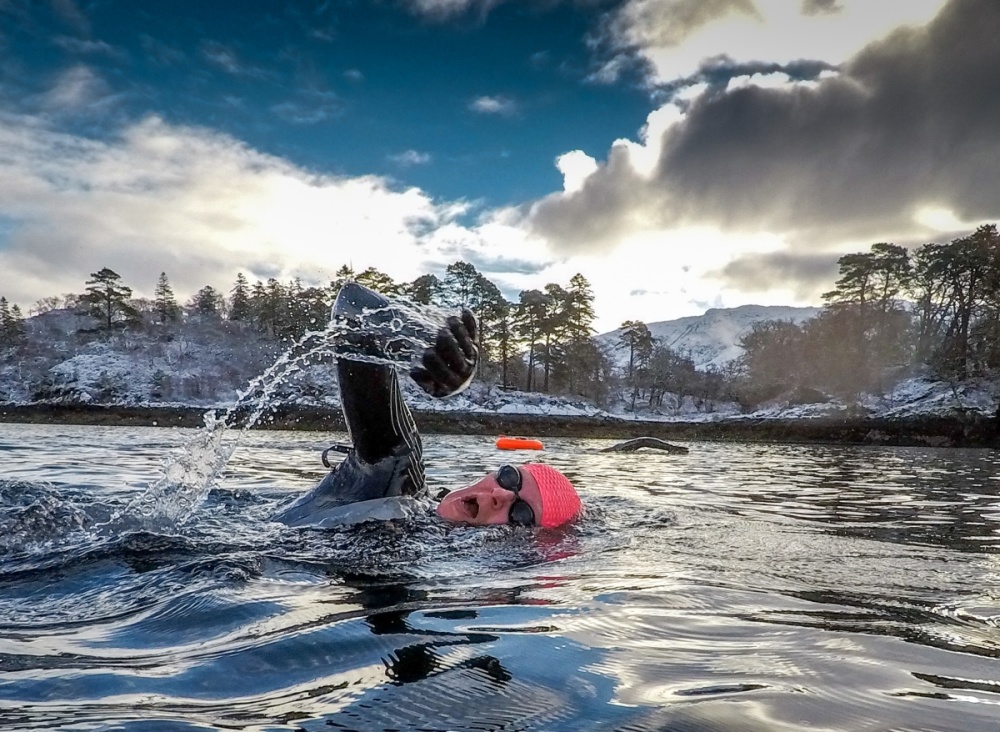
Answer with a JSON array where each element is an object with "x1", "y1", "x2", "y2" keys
[{"x1": 1, "y1": 0, "x2": 998, "y2": 332}]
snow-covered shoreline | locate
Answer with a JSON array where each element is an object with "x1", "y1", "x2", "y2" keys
[
  {"x1": 3, "y1": 307, "x2": 997, "y2": 446},
  {"x1": 2, "y1": 387, "x2": 997, "y2": 449}
]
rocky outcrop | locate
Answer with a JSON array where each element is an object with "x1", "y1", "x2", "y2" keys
[{"x1": 599, "y1": 437, "x2": 690, "y2": 453}]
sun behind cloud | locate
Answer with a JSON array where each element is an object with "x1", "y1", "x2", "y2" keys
[{"x1": 0, "y1": 115, "x2": 467, "y2": 306}]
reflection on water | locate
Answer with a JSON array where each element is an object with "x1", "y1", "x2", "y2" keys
[{"x1": 1, "y1": 423, "x2": 999, "y2": 731}]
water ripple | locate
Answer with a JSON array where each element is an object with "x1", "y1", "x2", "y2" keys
[{"x1": 2, "y1": 425, "x2": 1000, "y2": 730}]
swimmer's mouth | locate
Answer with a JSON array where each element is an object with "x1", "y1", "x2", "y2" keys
[{"x1": 463, "y1": 497, "x2": 479, "y2": 519}]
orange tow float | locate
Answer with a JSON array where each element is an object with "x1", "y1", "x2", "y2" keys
[{"x1": 496, "y1": 435, "x2": 544, "y2": 451}]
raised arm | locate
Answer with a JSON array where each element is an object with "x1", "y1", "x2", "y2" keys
[
  {"x1": 333, "y1": 282, "x2": 477, "y2": 460},
  {"x1": 272, "y1": 281, "x2": 477, "y2": 527}
]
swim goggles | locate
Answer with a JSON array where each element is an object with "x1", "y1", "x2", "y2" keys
[{"x1": 496, "y1": 464, "x2": 536, "y2": 527}]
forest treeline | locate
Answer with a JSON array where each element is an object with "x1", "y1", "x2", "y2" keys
[
  {"x1": 1, "y1": 223, "x2": 998, "y2": 411},
  {"x1": 736, "y1": 224, "x2": 1000, "y2": 407}
]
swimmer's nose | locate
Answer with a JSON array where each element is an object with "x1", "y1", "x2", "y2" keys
[{"x1": 490, "y1": 486, "x2": 511, "y2": 509}]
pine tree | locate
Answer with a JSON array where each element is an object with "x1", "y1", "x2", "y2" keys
[
  {"x1": 80, "y1": 268, "x2": 138, "y2": 330},
  {"x1": 0, "y1": 297, "x2": 18, "y2": 346},
  {"x1": 278, "y1": 278, "x2": 307, "y2": 337},
  {"x1": 328, "y1": 265, "x2": 356, "y2": 301},
  {"x1": 252, "y1": 278, "x2": 284, "y2": 337},
  {"x1": 539, "y1": 283, "x2": 569, "y2": 392},
  {"x1": 442, "y1": 261, "x2": 481, "y2": 308},
  {"x1": 564, "y1": 274, "x2": 596, "y2": 342},
  {"x1": 492, "y1": 298, "x2": 516, "y2": 387},
  {"x1": 822, "y1": 242, "x2": 913, "y2": 390},
  {"x1": 188, "y1": 285, "x2": 224, "y2": 318},
  {"x1": 560, "y1": 273, "x2": 597, "y2": 393},
  {"x1": 8, "y1": 303, "x2": 25, "y2": 349},
  {"x1": 153, "y1": 272, "x2": 180, "y2": 323},
  {"x1": 0, "y1": 297, "x2": 25, "y2": 347},
  {"x1": 442, "y1": 261, "x2": 506, "y2": 366},
  {"x1": 355, "y1": 267, "x2": 399, "y2": 296},
  {"x1": 287, "y1": 285, "x2": 331, "y2": 335},
  {"x1": 618, "y1": 320, "x2": 654, "y2": 411},
  {"x1": 515, "y1": 289, "x2": 550, "y2": 392},
  {"x1": 405, "y1": 274, "x2": 443, "y2": 305},
  {"x1": 229, "y1": 273, "x2": 251, "y2": 322}
]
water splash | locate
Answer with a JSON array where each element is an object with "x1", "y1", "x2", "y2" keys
[
  {"x1": 119, "y1": 295, "x2": 454, "y2": 530},
  {"x1": 0, "y1": 480, "x2": 91, "y2": 553},
  {"x1": 121, "y1": 409, "x2": 236, "y2": 527}
]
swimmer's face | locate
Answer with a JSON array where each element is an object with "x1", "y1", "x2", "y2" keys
[{"x1": 435, "y1": 466, "x2": 543, "y2": 526}]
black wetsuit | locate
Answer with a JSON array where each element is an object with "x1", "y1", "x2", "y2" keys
[{"x1": 272, "y1": 282, "x2": 475, "y2": 528}]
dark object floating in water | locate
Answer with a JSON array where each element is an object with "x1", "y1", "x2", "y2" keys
[{"x1": 600, "y1": 437, "x2": 689, "y2": 454}]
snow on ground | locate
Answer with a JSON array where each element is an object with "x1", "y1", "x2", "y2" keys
[
  {"x1": 733, "y1": 377, "x2": 998, "y2": 421},
  {"x1": 5, "y1": 306, "x2": 994, "y2": 423},
  {"x1": 4, "y1": 363, "x2": 997, "y2": 423},
  {"x1": 407, "y1": 381, "x2": 609, "y2": 418},
  {"x1": 253, "y1": 367, "x2": 609, "y2": 418},
  {"x1": 2, "y1": 320, "x2": 996, "y2": 423},
  {"x1": 862, "y1": 377, "x2": 997, "y2": 418}
]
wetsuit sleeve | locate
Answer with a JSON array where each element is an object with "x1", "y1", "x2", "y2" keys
[
  {"x1": 270, "y1": 289, "x2": 426, "y2": 527},
  {"x1": 337, "y1": 357, "x2": 425, "y2": 497}
]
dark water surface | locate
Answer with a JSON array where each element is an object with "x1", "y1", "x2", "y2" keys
[{"x1": 1, "y1": 423, "x2": 999, "y2": 731}]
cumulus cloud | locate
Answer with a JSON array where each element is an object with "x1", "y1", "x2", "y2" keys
[
  {"x1": 0, "y1": 113, "x2": 476, "y2": 307},
  {"x1": 389, "y1": 149, "x2": 432, "y2": 167},
  {"x1": 528, "y1": 0, "x2": 1000, "y2": 295},
  {"x1": 600, "y1": 0, "x2": 760, "y2": 51},
  {"x1": 593, "y1": 0, "x2": 948, "y2": 85},
  {"x1": 0, "y1": 109, "x2": 798, "y2": 331},
  {"x1": 555, "y1": 150, "x2": 599, "y2": 193},
  {"x1": 468, "y1": 94, "x2": 517, "y2": 116}
]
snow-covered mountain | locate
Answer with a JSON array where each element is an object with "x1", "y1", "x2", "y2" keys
[{"x1": 597, "y1": 304, "x2": 821, "y2": 370}]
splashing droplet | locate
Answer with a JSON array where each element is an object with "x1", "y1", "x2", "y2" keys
[{"x1": 118, "y1": 292, "x2": 456, "y2": 530}]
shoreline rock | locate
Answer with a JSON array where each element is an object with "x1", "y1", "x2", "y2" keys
[{"x1": 1, "y1": 402, "x2": 998, "y2": 448}]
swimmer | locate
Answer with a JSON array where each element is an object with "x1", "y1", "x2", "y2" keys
[{"x1": 271, "y1": 281, "x2": 581, "y2": 529}]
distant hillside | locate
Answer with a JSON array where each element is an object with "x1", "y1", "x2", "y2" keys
[
  {"x1": 597, "y1": 304, "x2": 821, "y2": 370},
  {"x1": 2, "y1": 303, "x2": 821, "y2": 410}
]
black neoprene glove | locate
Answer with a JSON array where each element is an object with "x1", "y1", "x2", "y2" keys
[{"x1": 409, "y1": 309, "x2": 478, "y2": 398}]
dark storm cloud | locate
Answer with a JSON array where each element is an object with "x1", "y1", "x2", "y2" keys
[
  {"x1": 529, "y1": 0, "x2": 1000, "y2": 255},
  {"x1": 801, "y1": 0, "x2": 842, "y2": 16},
  {"x1": 715, "y1": 251, "x2": 840, "y2": 296},
  {"x1": 589, "y1": 0, "x2": 760, "y2": 83},
  {"x1": 655, "y1": 55, "x2": 838, "y2": 99},
  {"x1": 465, "y1": 251, "x2": 548, "y2": 276},
  {"x1": 247, "y1": 262, "x2": 284, "y2": 280}
]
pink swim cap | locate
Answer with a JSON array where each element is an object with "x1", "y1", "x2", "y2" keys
[{"x1": 521, "y1": 463, "x2": 581, "y2": 528}]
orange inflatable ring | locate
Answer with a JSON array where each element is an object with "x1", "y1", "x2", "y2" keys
[{"x1": 496, "y1": 435, "x2": 544, "y2": 451}]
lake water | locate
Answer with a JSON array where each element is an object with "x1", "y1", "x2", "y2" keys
[{"x1": 1, "y1": 422, "x2": 999, "y2": 731}]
